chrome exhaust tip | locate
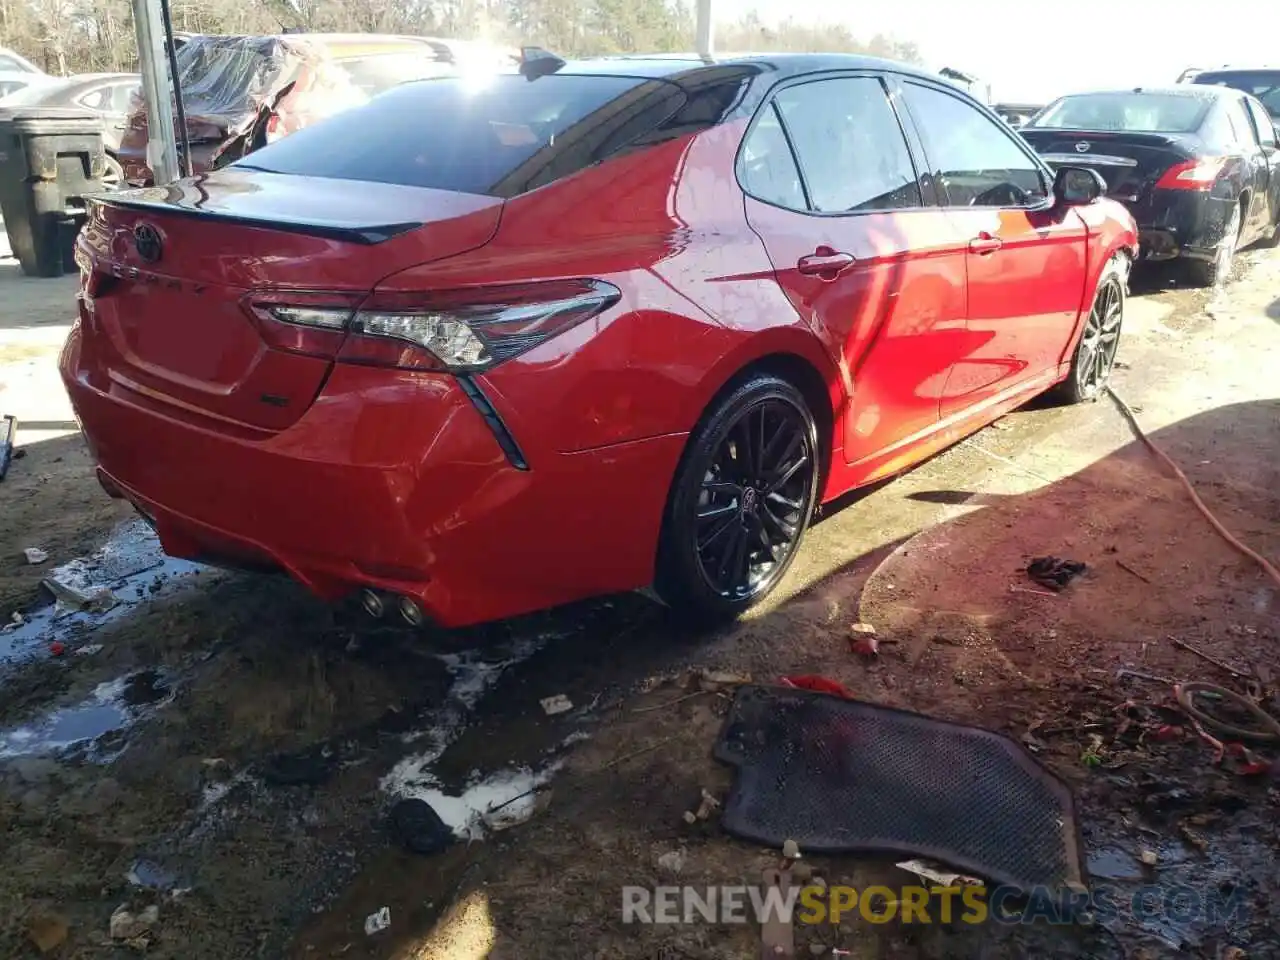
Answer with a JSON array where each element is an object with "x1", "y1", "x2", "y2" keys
[
  {"x1": 397, "y1": 596, "x2": 426, "y2": 628},
  {"x1": 359, "y1": 589, "x2": 386, "y2": 619}
]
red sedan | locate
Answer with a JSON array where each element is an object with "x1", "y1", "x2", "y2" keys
[{"x1": 62, "y1": 54, "x2": 1138, "y2": 628}]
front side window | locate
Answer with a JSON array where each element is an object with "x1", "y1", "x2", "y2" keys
[
  {"x1": 771, "y1": 76, "x2": 921, "y2": 213},
  {"x1": 903, "y1": 82, "x2": 1048, "y2": 208}
]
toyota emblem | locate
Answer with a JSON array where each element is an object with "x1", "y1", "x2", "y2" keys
[
  {"x1": 1075, "y1": 141, "x2": 1091, "y2": 153},
  {"x1": 133, "y1": 223, "x2": 162, "y2": 263}
]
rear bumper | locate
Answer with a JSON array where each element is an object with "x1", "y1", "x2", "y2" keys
[
  {"x1": 60, "y1": 323, "x2": 685, "y2": 628},
  {"x1": 1129, "y1": 190, "x2": 1235, "y2": 262}
]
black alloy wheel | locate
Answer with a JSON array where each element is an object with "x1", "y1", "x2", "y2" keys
[
  {"x1": 657, "y1": 374, "x2": 819, "y2": 621},
  {"x1": 1055, "y1": 254, "x2": 1127, "y2": 404}
]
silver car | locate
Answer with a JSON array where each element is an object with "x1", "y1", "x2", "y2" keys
[{"x1": 0, "y1": 72, "x2": 140, "y2": 184}]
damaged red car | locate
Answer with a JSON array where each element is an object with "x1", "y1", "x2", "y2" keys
[
  {"x1": 117, "y1": 32, "x2": 516, "y2": 185},
  {"x1": 64, "y1": 54, "x2": 1138, "y2": 629}
]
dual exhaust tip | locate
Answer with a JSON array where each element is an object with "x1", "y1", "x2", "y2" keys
[{"x1": 359, "y1": 588, "x2": 426, "y2": 627}]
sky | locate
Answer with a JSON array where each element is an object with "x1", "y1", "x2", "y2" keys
[{"x1": 718, "y1": 0, "x2": 1280, "y2": 103}]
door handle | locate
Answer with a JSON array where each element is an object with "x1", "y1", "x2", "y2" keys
[
  {"x1": 968, "y1": 233, "x2": 1003, "y2": 255},
  {"x1": 797, "y1": 247, "x2": 855, "y2": 277}
]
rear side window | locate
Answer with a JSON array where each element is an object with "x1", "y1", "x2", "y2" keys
[
  {"x1": 762, "y1": 76, "x2": 921, "y2": 213},
  {"x1": 738, "y1": 105, "x2": 805, "y2": 209},
  {"x1": 234, "y1": 74, "x2": 686, "y2": 198}
]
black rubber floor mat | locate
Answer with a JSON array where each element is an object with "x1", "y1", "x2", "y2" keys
[{"x1": 715, "y1": 685, "x2": 1083, "y2": 891}]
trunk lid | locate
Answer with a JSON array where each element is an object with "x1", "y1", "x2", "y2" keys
[
  {"x1": 1021, "y1": 128, "x2": 1199, "y2": 203},
  {"x1": 78, "y1": 168, "x2": 502, "y2": 431}
]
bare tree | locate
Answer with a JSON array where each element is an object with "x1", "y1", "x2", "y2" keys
[{"x1": 1, "y1": 0, "x2": 924, "y2": 78}]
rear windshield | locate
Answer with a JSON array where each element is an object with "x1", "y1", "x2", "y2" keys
[
  {"x1": 1194, "y1": 71, "x2": 1280, "y2": 118},
  {"x1": 233, "y1": 73, "x2": 686, "y2": 197},
  {"x1": 1029, "y1": 93, "x2": 1210, "y2": 133}
]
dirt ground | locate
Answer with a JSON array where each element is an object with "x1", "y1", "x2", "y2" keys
[{"x1": 2, "y1": 245, "x2": 1280, "y2": 960}]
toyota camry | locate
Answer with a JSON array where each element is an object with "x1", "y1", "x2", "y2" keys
[{"x1": 62, "y1": 53, "x2": 1138, "y2": 628}]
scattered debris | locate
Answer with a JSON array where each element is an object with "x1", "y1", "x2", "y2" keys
[
  {"x1": 849, "y1": 622, "x2": 879, "y2": 656},
  {"x1": 1080, "y1": 733, "x2": 1105, "y2": 768},
  {"x1": 780, "y1": 675, "x2": 856, "y2": 699},
  {"x1": 760, "y1": 868, "x2": 796, "y2": 958},
  {"x1": 697, "y1": 668, "x2": 751, "y2": 693},
  {"x1": 682, "y1": 788, "x2": 721, "y2": 824},
  {"x1": 23, "y1": 547, "x2": 48, "y2": 565},
  {"x1": 1026, "y1": 556, "x2": 1087, "y2": 591},
  {"x1": 1115, "y1": 558, "x2": 1152, "y2": 584},
  {"x1": 896, "y1": 858, "x2": 982, "y2": 887},
  {"x1": 782, "y1": 839, "x2": 801, "y2": 860},
  {"x1": 1009, "y1": 584, "x2": 1059, "y2": 598},
  {"x1": 76, "y1": 643, "x2": 103, "y2": 656},
  {"x1": 1140, "y1": 849, "x2": 1158, "y2": 866},
  {"x1": 26, "y1": 912, "x2": 68, "y2": 954},
  {"x1": 41, "y1": 575, "x2": 117, "y2": 614},
  {"x1": 48, "y1": 641, "x2": 65, "y2": 657},
  {"x1": 656, "y1": 849, "x2": 686, "y2": 875},
  {"x1": 539, "y1": 694, "x2": 573, "y2": 716},
  {"x1": 1179, "y1": 823, "x2": 1209, "y2": 852},
  {"x1": 1169, "y1": 636, "x2": 1254, "y2": 682},
  {"x1": 364, "y1": 906, "x2": 391, "y2": 936},
  {"x1": 389, "y1": 798, "x2": 455, "y2": 855},
  {"x1": 483, "y1": 788, "x2": 552, "y2": 832},
  {"x1": 0, "y1": 414, "x2": 16, "y2": 482},
  {"x1": 109, "y1": 904, "x2": 159, "y2": 941}
]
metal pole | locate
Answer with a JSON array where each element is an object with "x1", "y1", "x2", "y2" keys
[
  {"x1": 695, "y1": 0, "x2": 715, "y2": 60},
  {"x1": 132, "y1": 0, "x2": 179, "y2": 184}
]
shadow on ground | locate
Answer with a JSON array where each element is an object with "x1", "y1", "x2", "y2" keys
[{"x1": 329, "y1": 397, "x2": 1280, "y2": 960}]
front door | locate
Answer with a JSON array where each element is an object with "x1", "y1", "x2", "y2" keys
[
  {"x1": 895, "y1": 79, "x2": 1090, "y2": 417},
  {"x1": 740, "y1": 73, "x2": 970, "y2": 480}
]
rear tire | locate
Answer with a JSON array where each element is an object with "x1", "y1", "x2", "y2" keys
[
  {"x1": 655, "y1": 373, "x2": 820, "y2": 624},
  {"x1": 1185, "y1": 202, "x2": 1242, "y2": 287},
  {"x1": 1052, "y1": 254, "x2": 1126, "y2": 404}
]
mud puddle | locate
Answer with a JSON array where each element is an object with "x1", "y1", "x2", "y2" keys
[
  {"x1": 0, "y1": 667, "x2": 172, "y2": 759},
  {"x1": 2, "y1": 518, "x2": 206, "y2": 664},
  {"x1": 1082, "y1": 805, "x2": 1272, "y2": 954}
]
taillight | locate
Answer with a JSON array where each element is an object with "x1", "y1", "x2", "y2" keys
[
  {"x1": 243, "y1": 279, "x2": 621, "y2": 372},
  {"x1": 1156, "y1": 157, "x2": 1227, "y2": 190},
  {"x1": 243, "y1": 290, "x2": 364, "y2": 359}
]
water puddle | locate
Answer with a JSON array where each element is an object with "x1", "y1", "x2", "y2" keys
[
  {"x1": 1084, "y1": 826, "x2": 1265, "y2": 952},
  {"x1": 2, "y1": 519, "x2": 207, "y2": 663},
  {"x1": 0, "y1": 669, "x2": 173, "y2": 759}
]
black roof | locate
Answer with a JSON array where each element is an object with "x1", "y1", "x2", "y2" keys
[{"x1": 557, "y1": 52, "x2": 940, "y2": 84}]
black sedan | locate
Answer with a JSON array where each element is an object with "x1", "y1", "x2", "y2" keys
[{"x1": 1021, "y1": 86, "x2": 1280, "y2": 285}]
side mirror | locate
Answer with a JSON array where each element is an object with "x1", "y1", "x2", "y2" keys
[{"x1": 1053, "y1": 166, "x2": 1107, "y2": 206}]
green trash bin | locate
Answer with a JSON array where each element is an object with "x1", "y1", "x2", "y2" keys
[{"x1": 0, "y1": 108, "x2": 107, "y2": 278}]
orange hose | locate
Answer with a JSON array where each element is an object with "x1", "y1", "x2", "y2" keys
[{"x1": 1104, "y1": 386, "x2": 1280, "y2": 590}]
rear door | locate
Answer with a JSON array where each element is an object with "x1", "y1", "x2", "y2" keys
[
  {"x1": 740, "y1": 73, "x2": 971, "y2": 472},
  {"x1": 897, "y1": 80, "x2": 1089, "y2": 416},
  {"x1": 1242, "y1": 96, "x2": 1280, "y2": 236},
  {"x1": 1222, "y1": 95, "x2": 1272, "y2": 243}
]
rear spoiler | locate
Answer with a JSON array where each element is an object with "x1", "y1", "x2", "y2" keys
[{"x1": 90, "y1": 191, "x2": 423, "y2": 246}]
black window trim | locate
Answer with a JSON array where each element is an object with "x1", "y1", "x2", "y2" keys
[
  {"x1": 1243, "y1": 95, "x2": 1277, "y2": 149},
  {"x1": 892, "y1": 75, "x2": 1056, "y2": 213},
  {"x1": 734, "y1": 69, "x2": 928, "y2": 218}
]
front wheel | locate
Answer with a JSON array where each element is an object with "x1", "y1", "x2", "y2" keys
[
  {"x1": 655, "y1": 374, "x2": 820, "y2": 623},
  {"x1": 1053, "y1": 254, "x2": 1126, "y2": 404}
]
